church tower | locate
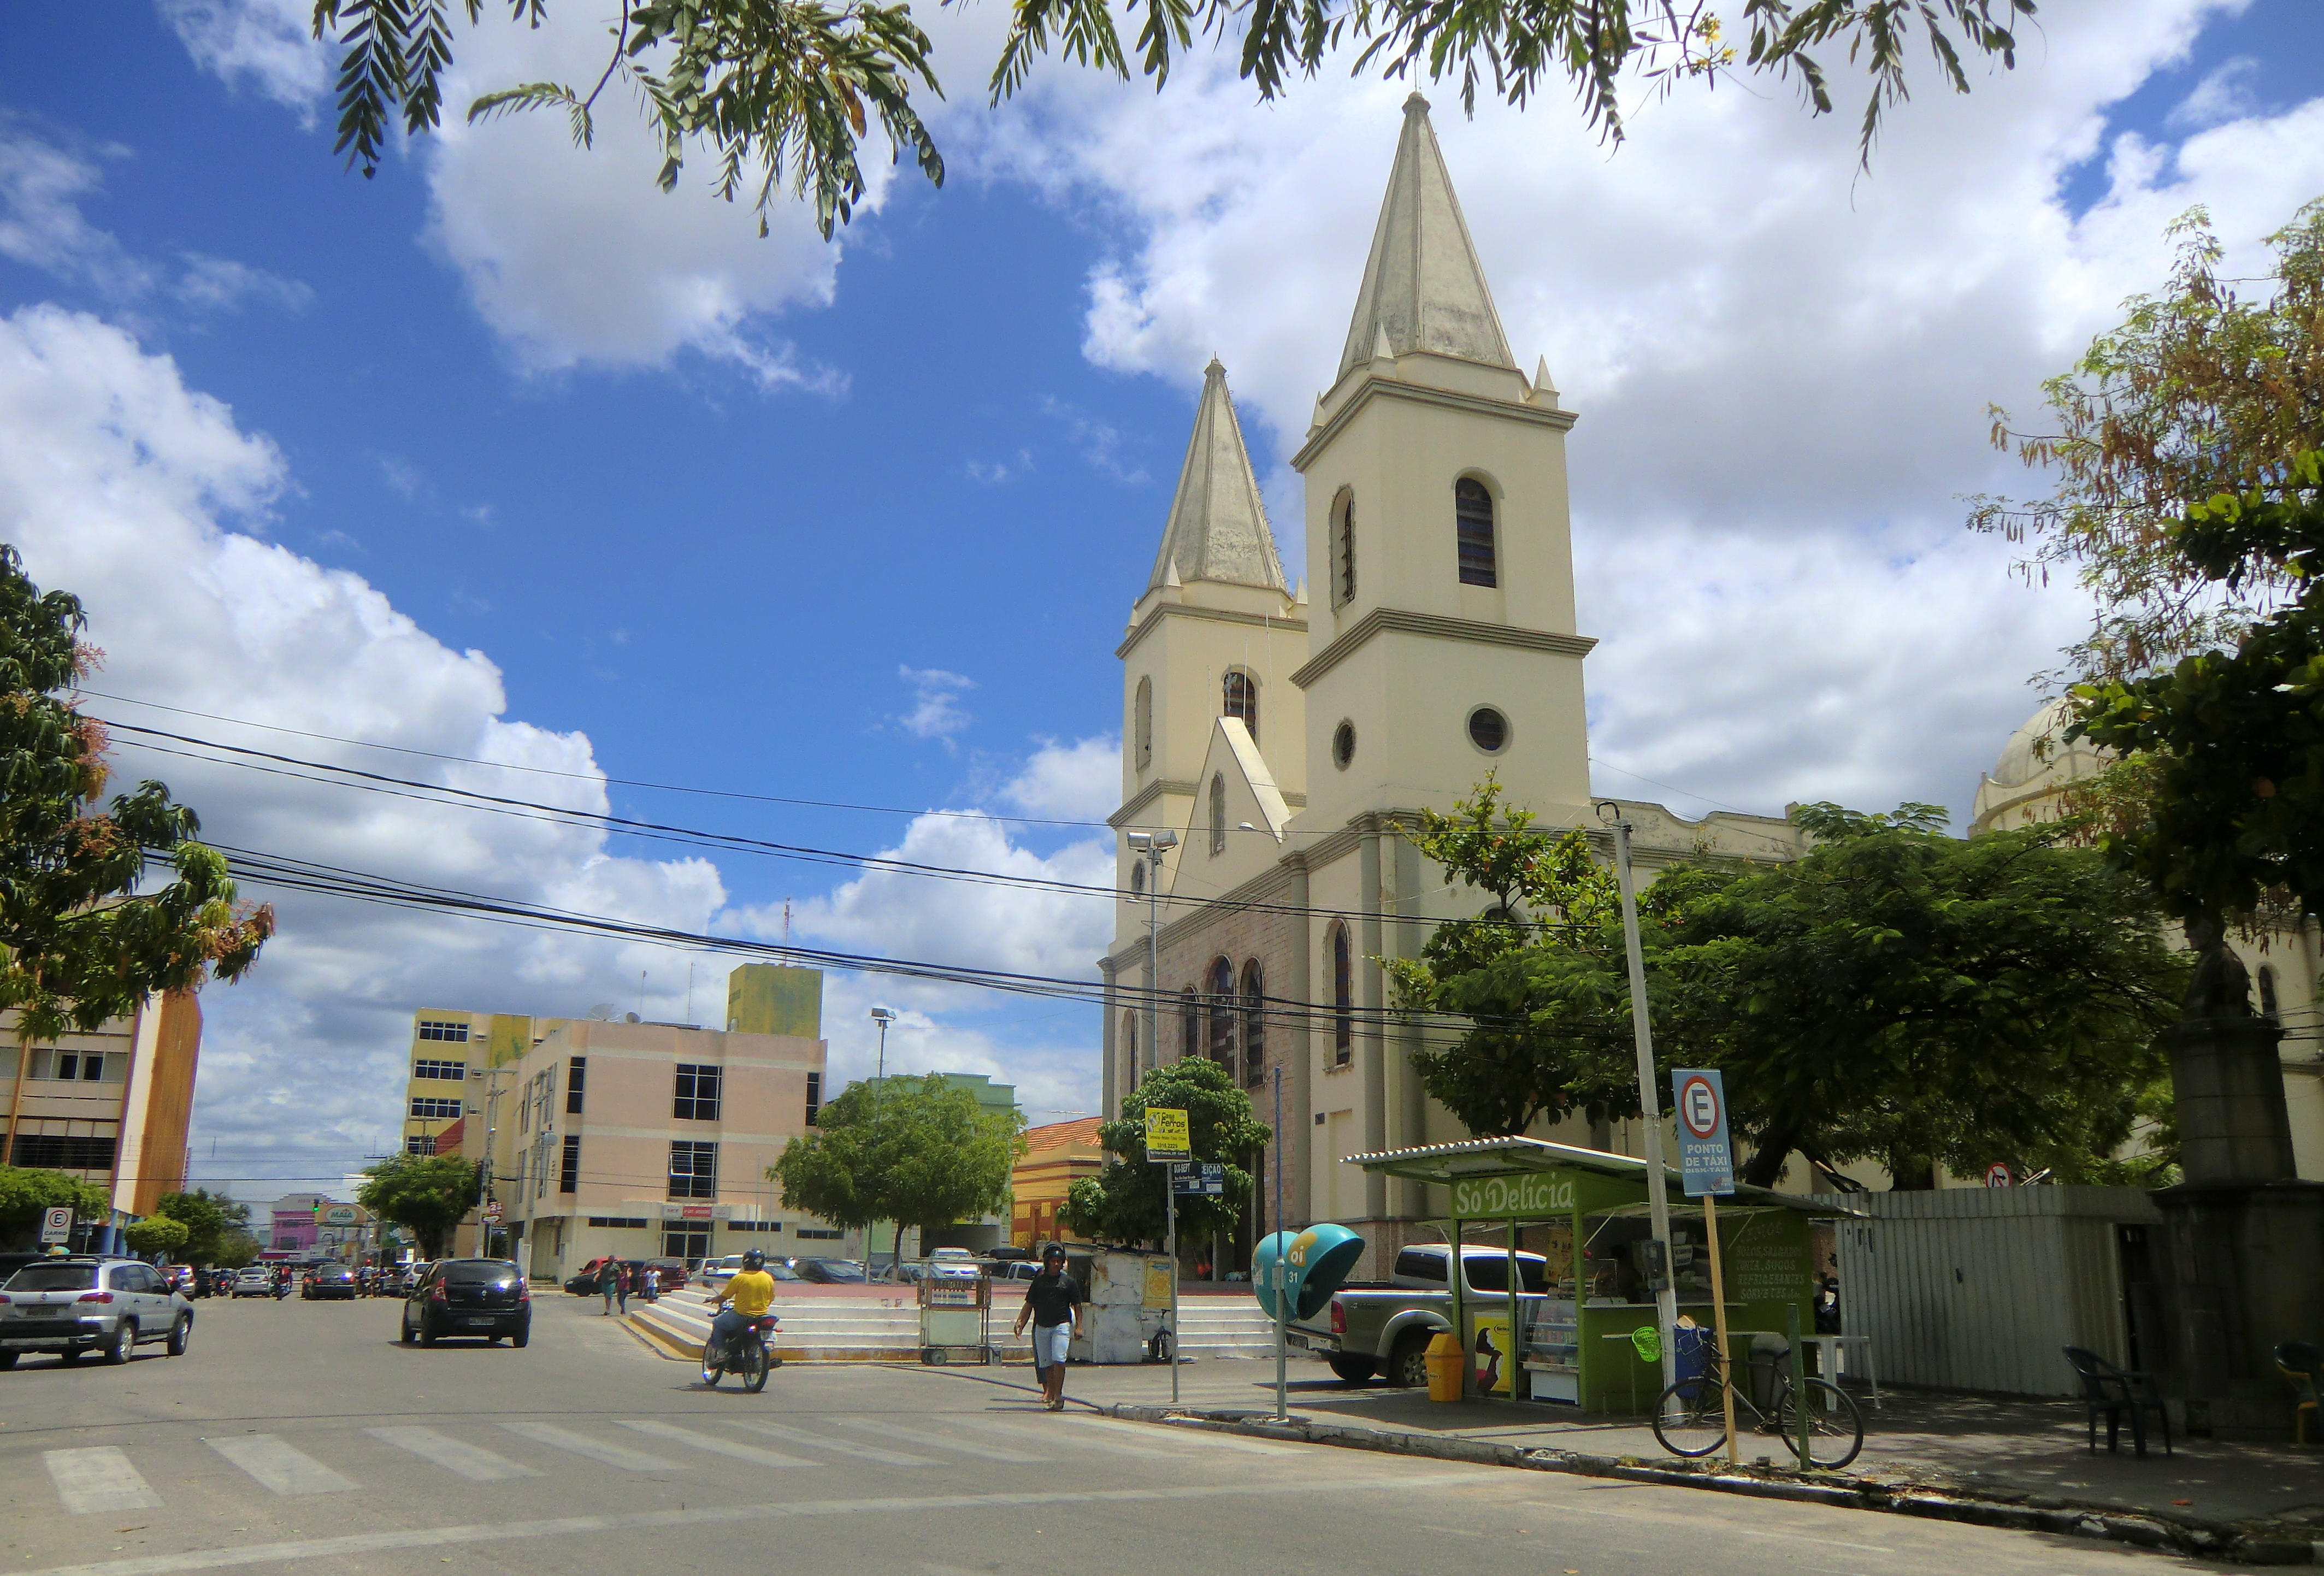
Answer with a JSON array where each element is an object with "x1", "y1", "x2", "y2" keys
[{"x1": 1290, "y1": 95, "x2": 1591, "y2": 833}]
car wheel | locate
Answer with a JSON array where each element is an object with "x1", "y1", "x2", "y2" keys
[
  {"x1": 1329, "y1": 1354, "x2": 1378, "y2": 1384},
  {"x1": 167, "y1": 1317, "x2": 191, "y2": 1357},
  {"x1": 58, "y1": 1349, "x2": 81, "y2": 1366},
  {"x1": 487, "y1": 1335, "x2": 503, "y2": 1345},
  {"x1": 105, "y1": 1324, "x2": 135, "y2": 1366},
  {"x1": 1386, "y1": 1331, "x2": 1432, "y2": 1389},
  {"x1": 400, "y1": 1312, "x2": 417, "y2": 1346},
  {"x1": 420, "y1": 1318, "x2": 437, "y2": 1347},
  {"x1": 0, "y1": 1351, "x2": 17, "y2": 1370},
  {"x1": 510, "y1": 1326, "x2": 528, "y2": 1349}
]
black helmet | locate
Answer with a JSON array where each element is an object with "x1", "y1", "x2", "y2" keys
[
  {"x1": 742, "y1": 1249, "x2": 766, "y2": 1271},
  {"x1": 1041, "y1": 1242, "x2": 1066, "y2": 1263}
]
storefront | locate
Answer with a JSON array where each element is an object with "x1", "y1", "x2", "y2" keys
[{"x1": 1349, "y1": 1136, "x2": 1844, "y2": 1410}]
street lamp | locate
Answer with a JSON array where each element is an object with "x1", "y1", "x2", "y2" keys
[{"x1": 869, "y1": 1006, "x2": 896, "y2": 1272}]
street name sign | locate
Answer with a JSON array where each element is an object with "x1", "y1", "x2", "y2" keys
[
  {"x1": 38, "y1": 1206, "x2": 70, "y2": 1244},
  {"x1": 1170, "y1": 1161, "x2": 1224, "y2": 1196},
  {"x1": 1671, "y1": 1068, "x2": 1735, "y2": 1197},
  {"x1": 1145, "y1": 1107, "x2": 1191, "y2": 1162}
]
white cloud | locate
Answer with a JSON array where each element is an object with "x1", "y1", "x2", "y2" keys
[
  {"x1": 1004, "y1": 735, "x2": 1118, "y2": 821},
  {"x1": 896, "y1": 664, "x2": 976, "y2": 741},
  {"x1": 2167, "y1": 55, "x2": 2260, "y2": 131},
  {"x1": 155, "y1": 0, "x2": 329, "y2": 119},
  {"x1": 174, "y1": 252, "x2": 313, "y2": 312}
]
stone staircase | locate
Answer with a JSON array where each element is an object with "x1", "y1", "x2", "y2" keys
[{"x1": 1173, "y1": 1297, "x2": 1286, "y2": 1359}]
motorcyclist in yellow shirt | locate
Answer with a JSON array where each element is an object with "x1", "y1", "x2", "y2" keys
[{"x1": 705, "y1": 1249, "x2": 778, "y2": 1383}]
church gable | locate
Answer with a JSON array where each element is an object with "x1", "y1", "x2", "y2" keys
[{"x1": 1171, "y1": 717, "x2": 1291, "y2": 896}]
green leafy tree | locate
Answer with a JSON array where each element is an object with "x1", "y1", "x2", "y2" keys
[
  {"x1": 0, "y1": 1165, "x2": 109, "y2": 1247},
  {"x1": 1060, "y1": 1058, "x2": 1269, "y2": 1247},
  {"x1": 151, "y1": 1188, "x2": 252, "y2": 1262},
  {"x1": 314, "y1": 1, "x2": 2031, "y2": 241},
  {"x1": 122, "y1": 1215, "x2": 191, "y2": 1259},
  {"x1": 209, "y1": 1231, "x2": 261, "y2": 1270},
  {"x1": 356, "y1": 1153, "x2": 481, "y2": 1259},
  {"x1": 771, "y1": 1073, "x2": 1025, "y2": 1255},
  {"x1": 0, "y1": 547, "x2": 273, "y2": 1045}
]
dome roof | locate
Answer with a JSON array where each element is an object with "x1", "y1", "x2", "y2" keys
[{"x1": 1968, "y1": 699, "x2": 2115, "y2": 835}]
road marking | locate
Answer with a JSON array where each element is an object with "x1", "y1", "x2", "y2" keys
[
  {"x1": 365, "y1": 1427, "x2": 541, "y2": 1482},
  {"x1": 43, "y1": 1448, "x2": 162, "y2": 1514},
  {"x1": 1106, "y1": 1417, "x2": 1302, "y2": 1456},
  {"x1": 617, "y1": 1420, "x2": 817, "y2": 1467},
  {"x1": 727, "y1": 1419, "x2": 936, "y2": 1466},
  {"x1": 831, "y1": 1417, "x2": 1047, "y2": 1462},
  {"x1": 203, "y1": 1436, "x2": 357, "y2": 1497},
  {"x1": 497, "y1": 1420, "x2": 685, "y2": 1472},
  {"x1": 11, "y1": 1469, "x2": 1487, "y2": 1576},
  {"x1": 952, "y1": 1415, "x2": 1181, "y2": 1460}
]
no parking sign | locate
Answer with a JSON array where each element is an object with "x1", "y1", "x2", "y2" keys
[{"x1": 1671, "y1": 1069, "x2": 1734, "y2": 1197}]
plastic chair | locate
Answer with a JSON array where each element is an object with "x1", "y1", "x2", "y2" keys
[
  {"x1": 2063, "y1": 1345, "x2": 2173, "y2": 1459},
  {"x1": 2275, "y1": 1342, "x2": 2322, "y2": 1445}
]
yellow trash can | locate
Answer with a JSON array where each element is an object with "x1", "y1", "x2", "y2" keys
[{"x1": 1425, "y1": 1330, "x2": 1464, "y2": 1402}]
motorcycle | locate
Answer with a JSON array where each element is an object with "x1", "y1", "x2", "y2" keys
[{"x1": 700, "y1": 1314, "x2": 780, "y2": 1394}]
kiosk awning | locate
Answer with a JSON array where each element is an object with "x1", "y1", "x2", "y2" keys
[{"x1": 1342, "y1": 1135, "x2": 1864, "y2": 1218}]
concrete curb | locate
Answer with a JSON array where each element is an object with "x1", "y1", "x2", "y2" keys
[{"x1": 1099, "y1": 1404, "x2": 2315, "y2": 1565}]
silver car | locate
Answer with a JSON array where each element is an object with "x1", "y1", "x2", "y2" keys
[{"x1": 0, "y1": 1258, "x2": 193, "y2": 1367}]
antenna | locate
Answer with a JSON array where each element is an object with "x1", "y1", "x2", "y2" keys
[
  {"x1": 587, "y1": 1003, "x2": 616, "y2": 1021},
  {"x1": 637, "y1": 969, "x2": 647, "y2": 1020},
  {"x1": 783, "y1": 900, "x2": 792, "y2": 946}
]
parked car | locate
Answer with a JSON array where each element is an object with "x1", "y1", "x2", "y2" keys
[
  {"x1": 699, "y1": 1254, "x2": 745, "y2": 1289},
  {"x1": 986, "y1": 1259, "x2": 1040, "y2": 1283},
  {"x1": 402, "y1": 1259, "x2": 530, "y2": 1347},
  {"x1": 229, "y1": 1267, "x2": 275, "y2": 1298},
  {"x1": 301, "y1": 1267, "x2": 359, "y2": 1301},
  {"x1": 794, "y1": 1258, "x2": 868, "y2": 1284},
  {"x1": 0, "y1": 1256, "x2": 193, "y2": 1366},
  {"x1": 645, "y1": 1259, "x2": 690, "y2": 1291},
  {"x1": 1287, "y1": 1243, "x2": 1549, "y2": 1385}
]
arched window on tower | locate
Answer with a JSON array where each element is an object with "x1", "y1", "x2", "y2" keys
[
  {"x1": 1456, "y1": 477, "x2": 1497, "y2": 587},
  {"x1": 1134, "y1": 676, "x2": 1153, "y2": 771},
  {"x1": 1331, "y1": 489, "x2": 1356, "y2": 607},
  {"x1": 1131, "y1": 860, "x2": 1145, "y2": 896},
  {"x1": 1241, "y1": 959, "x2": 1265, "y2": 1086},
  {"x1": 1330, "y1": 923, "x2": 1354, "y2": 1065},
  {"x1": 1209, "y1": 774, "x2": 1226, "y2": 855},
  {"x1": 1181, "y1": 987, "x2": 1200, "y2": 1061},
  {"x1": 1208, "y1": 957, "x2": 1236, "y2": 1081},
  {"x1": 2258, "y1": 964, "x2": 2281, "y2": 1025},
  {"x1": 1222, "y1": 669, "x2": 1258, "y2": 746},
  {"x1": 1122, "y1": 1011, "x2": 1140, "y2": 1093}
]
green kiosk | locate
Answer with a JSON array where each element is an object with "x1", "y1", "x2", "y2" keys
[{"x1": 1348, "y1": 1136, "x2": 1848, "y2": 1412}]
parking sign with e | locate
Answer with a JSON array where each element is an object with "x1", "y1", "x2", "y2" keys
[
  {"x1": 38, "y1": 1205, "x2": 72, "y2": 1244},
  {"x1": 1670, "y1": 1068, "x2": 1735, "y2": 1197}
]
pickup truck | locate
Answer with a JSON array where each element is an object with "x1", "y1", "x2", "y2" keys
[{"x1": 1286, "y1": 1243, "x2": 1547, "y2": 1385}]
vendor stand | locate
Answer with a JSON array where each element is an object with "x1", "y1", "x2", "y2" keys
[{"x1": 1347, "y1": 1136, "x2": 1857, "y2": 1412}]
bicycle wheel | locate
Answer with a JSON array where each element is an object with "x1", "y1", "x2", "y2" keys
[
  {"x1": 740, "y1": 1336, "x2": 769, "y2": 1394},
  {"x1": 1775, "y1": 1377, "x2": 1865, "y2": 1471},
  {"x1": 1649, "y1": 1377, "x2": 1732, "y2": 1459}
]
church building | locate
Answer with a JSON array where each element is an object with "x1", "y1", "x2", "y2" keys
[{"x1": 1097, "y1": 96, "x2": 1801, "y2": 1276}]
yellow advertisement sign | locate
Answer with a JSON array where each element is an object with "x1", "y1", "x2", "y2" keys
[
  {"x1": 1145, "y1": 1107, "x2": 1191, "y2": 1160},
  {"x1": 1142, "y1": 1257, "x2": 1174, "y2": 1310},
  {"x1": 1471, "y1": 1314, "x2": 1514, "y2": 1395}
]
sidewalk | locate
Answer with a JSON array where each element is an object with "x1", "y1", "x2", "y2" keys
[{"x1": 1017, "y1": 1356, "x2": 2323, "y2": 1560}]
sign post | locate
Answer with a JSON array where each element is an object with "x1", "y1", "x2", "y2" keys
[
  {"x1": 1672, "y1": 1069, "x2": 1738, "y2": 1466},
  {"x1": 38, "y1": 1206, "x2": 72, "y2": 1247},
  {"x1": 1145, "y1": 1108, "x2": 1191, "y2": 1405}
]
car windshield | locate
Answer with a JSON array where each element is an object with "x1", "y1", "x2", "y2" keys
[
  {"x1": 766, "y1": 1262, "x2": 802, "y2": 1280},
  {"x1": 443, "y1": 1261, "x2": 518, "y2": 1283},
  {"x1": 5, "y1": 1264, "x2": 96, "y2": 1291}
]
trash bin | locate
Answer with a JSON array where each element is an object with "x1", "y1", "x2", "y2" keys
[
  {"x1": 1747, "y1": 1333, "x2": 1791, "y2": 1413},
  {"x1": 1425, "y1": 1330, "x2": 1464, "y2": 1402}
]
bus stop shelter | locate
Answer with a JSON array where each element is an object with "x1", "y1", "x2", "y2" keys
[{"x1": 1347, "y1": 1136, "x2": 1855, "y2": 1411}]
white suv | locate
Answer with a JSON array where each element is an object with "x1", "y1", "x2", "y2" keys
[
  {"x1": 699, "y1": 1255, "x2": 745, "y2": 1289},
  {"x1": 0, "y1": 1258, "x2": 193, "y2": 1367}
]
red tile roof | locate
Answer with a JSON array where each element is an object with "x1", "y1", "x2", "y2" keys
[{"x1": 1021, "y1": 1117, "x2": 1103, "y2": 1153}]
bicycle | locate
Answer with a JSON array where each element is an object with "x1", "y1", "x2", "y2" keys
[
  {"x1": 700, "y1": 1314, "x2": 780, "y2": 1394},
  {"x1": 1650, "y1": 1343, "x2": 1864, "y2": 1470}
]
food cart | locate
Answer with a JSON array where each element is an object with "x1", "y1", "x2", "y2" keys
[{"x1": 1348, "y1": 1136, "x2": 1851, "y2": 1411}]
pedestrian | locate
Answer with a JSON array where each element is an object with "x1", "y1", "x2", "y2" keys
[
  {"x1": 643, "y1": 1264, "x2": 660, "y2": 1302},
  {"x1": 614, "y1": 1260, "x2": 630, "y2": 1315},
  {"x1": 1010, "y1": 1243, "x2": 1083, "y2": 1412},
  {"x1": 599, "y1": 1258, "x2": 620, "y2": 1315}
]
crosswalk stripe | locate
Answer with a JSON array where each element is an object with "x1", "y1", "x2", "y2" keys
[
  {"x1": 44, "y1": 1448, "x2": 162, "y2": 1514},
  {"x1": 497, "y1": 1420, "x2": 685, "y2": 1472},
  {"x1": 951, "y1": 1415, "x2": 1181, "y2": 1460},
  {"x1": 832, "y1": 1417, "x2": 1047, "y2": 1463},
  {"x1": 367, "y1": 1427, "x2": 541, "y2": 1481},
  {"x1": 1118, "y1": 1419, "x2": 1302, "y2": 1456},
  {"x1": 203, "y1": 1435, "x2": 358, "y2": 1496},
  {"x1": 617, "y1": 1420, "x2": 817, "y2": 1467},
  {"x1": 727, "y1": 1419, "x2": 936, "y2": 1466}
]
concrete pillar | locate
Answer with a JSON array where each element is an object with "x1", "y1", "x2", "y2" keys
[{"x1": 2165, "y1": 1017, "x2": 2297, "y2": 1184}]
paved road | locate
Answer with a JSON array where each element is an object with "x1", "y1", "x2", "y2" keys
[{"x1": 1, "y1": 1289, "x2": 2247, "y2": 1575}]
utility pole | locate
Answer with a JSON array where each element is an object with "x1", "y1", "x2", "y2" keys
[
  {"x1": 869, "y1": 1006, "x2": 895, "y2": 1272},
  {"x1": 1599, "y1": 804, "x2": 1679, "y2": 1394},
  {"x1": 1272, "y1": 1063, "x2": 1287, "y2": 1421}
]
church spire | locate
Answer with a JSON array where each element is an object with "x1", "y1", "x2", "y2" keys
[
  {"x1": 1147, "y1": 359, "x2": 1287, "y2": 594},
  {"x1": 1336, "y1": 93, "x2": 1514, "y2": 381}
]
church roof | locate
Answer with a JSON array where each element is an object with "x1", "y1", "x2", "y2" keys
[
  {"x1": 1148, "y1": 359, "x2": 1287, "y2": 594},
  {"x1": 1336, "y1": 94, "x2": 1515, "y2": 381}
]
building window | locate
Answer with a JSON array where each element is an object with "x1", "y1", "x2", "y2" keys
[
  {"x1": 1207, "y1": 957, "x2": 1236, "y2": 1081},
  {"x1": 416, "y1": 1019, "x2": 470, "y2": 1042},
  {"x1": 412, "y1": 1059, "x2": 468, "y2": 1082},
  {"x1": 2258, "y1": 964, "x2": 2281, "y2": 1025},
  {"x1": 1130, "y1": 859, "x2": 1145, "y2": 896},
  {"x1": 566, "y1": 1056, "x2": 586, "y2": 1114},
  {"x1": 805, "y1": 1071, "x2": 822, "y2": 1127},
  {"x1": 1467, "y1": 706, "x2": 1509, "y2": 754},
  {"x1": 1332, "y1": 720, "x2": 1356, "y2": 771},
  {"x1": 1123, "y1": 1012, "x2": 1139, "y2": 1093},
  {"x1": 1209, "y1": 774, "x2": 1226, "y2": 856},
  {"x1": 10, "y1": 1132, "x2": 116, "y2": 1170},
  {"x1": 669, "y1": 1140, "x2": 718, "y2": 1199},
  {"x1": 726, "y1": 1219, "x2": 783, "y2": 1233},
  {"x1": 1455, "y1": 477, "x2": 1497, "y2": 587},
  {"x1": 1223, "y1": 669, "x2": 1258, "y2": 746},
  {"x1": 794, "y1": 1226, "x2": 844, "y2": 1241},
  {"x1": 586, "y1": 1216, "x2": 651, "y2": 1229},
  {"x1": 535, "y1": 1134, "x2": 553, "y2": 1199},
  {"x1": 663, "y1": 1226, "x2": 711, "y2": 1264},
  {"x1": 1241, "y1": 959, "x2": 1266, "y2": 1085},
  {"x1": 559, "y1": 1134, "x2": 581, "y2": 1194},
  {"x1": 405, "y1": 1135, "x2": 437, "y2": 1156},
  {"x1": 1331, "y1": 489, "x2": 1356, "y2": 607},
  {"x1": 1134, "y1": 676, "x2": 1153, "y2": 771},
  {"x1": 1331, "y1": 923, "x2": 1354, "y2": 1065},
  {"x1": 1180, "y1": 988, "x2": 1199, "y2": 1061},
  {"x1": 409, "y1": 1097, "x2": 463, "y2": 1121},
  {"x1": 674, "y1": 1063, "x2": 723, "y2": 1122}
]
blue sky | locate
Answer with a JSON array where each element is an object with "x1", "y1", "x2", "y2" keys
[{"x1": 2, "y1": 0, "x2": 2320, "y2": 1195}]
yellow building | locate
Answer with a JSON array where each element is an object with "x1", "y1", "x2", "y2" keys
[
  {"x1": 1, "y1": 994, "x2": 202, "y2": 1238},
  {"x1": 399, "y1": 1011, "x2": 557, "y2": 1159},
  {"x1": 1010, "y1": 1117, "x2": 1104, "y2": 1249}
]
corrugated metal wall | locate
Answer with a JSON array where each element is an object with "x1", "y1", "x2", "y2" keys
[{"x1": 1813, "y1": 1188, "x2": 2162, "y2": 1396}]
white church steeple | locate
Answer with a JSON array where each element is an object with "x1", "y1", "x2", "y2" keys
[{"x1": 1148, "y1": 359, "x2": 1286, "y2": 594}]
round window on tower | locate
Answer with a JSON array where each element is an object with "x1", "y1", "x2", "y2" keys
[
  {"x1": 1332, "y1": 721, "x2": 1356, "y2": 771},
  {"x1": 1467, "y1": 706, "x2": 1509, "y2": 755}
]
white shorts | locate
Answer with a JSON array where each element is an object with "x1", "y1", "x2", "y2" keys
[{"x1": 1034, "y1": 1323, "x2": 1071, "y2": 1368}]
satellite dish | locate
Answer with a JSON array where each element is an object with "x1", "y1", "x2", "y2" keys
[
  {"x1": 624, "y1": 1012, "x2": 641, "y2": 1024},
  {"x1": 587, "y1": 1004, "x2": 616, "y2": 1021}
]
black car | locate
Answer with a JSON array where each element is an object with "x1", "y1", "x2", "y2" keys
[
  {"x1": 302, "y1": 1267, "x2": 358, "y2": 1301},
  {"x1": 795, "y1": 1258, "x2": 868, "y2": 1284},
  {"x1": 401, "y1": 1259, "x2": 530, "y2": 1347}
]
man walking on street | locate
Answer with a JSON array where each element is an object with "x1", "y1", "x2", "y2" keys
[
  {"x1": 1011, "y1": 1243, "x2": 1082, "y2": 1412},
  {"x1": 600, "y1": 1259, "x2": 621, "y2": 1315},
  {"x1": 614, "y1": 1260, "x2": 630, "y2": 1315}
]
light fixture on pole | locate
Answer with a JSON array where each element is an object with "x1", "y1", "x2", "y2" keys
[{"x1": 869, "y1": 1006, "x2": 896, "y2": 1272}]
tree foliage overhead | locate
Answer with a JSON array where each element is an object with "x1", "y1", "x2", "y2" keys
[
  {"x1": 0, "y1": 547, "x2": 273, "y2": 1045},
  {"x1": 770, "y1": 1073, "x2": 1025, "y2": 1244},
  {"x1": 1061, "y1": 1056, "x2": 1270, "y2": 1247},
  {"x1": 122, "y1": 1215, "x2": 191, "y2": 1259},
  {"x1": 0, "y1": 1165, "x2": 110, "y2": 1246},
  {"x1": 356, "y1": 1153, "x2": 482, "y2": 1259},
  {"x1": 314, "y1": 0, "x2": 2032, "y2": 240},
  {"x1": 151, "y1": 1188, "x2": 253, "y2": 1263}
]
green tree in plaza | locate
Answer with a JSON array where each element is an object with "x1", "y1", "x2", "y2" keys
[
  {"x1": 0, "y1": 1165, "x2": 109, "y2": 1247},
  {"x1": 356, "y1": 1153, "x2": 481, "y2": 1259},
  {"x1": 314, "y1": 1, "x2": 2031, "y2": 241},
  {"x1": 151, "y1": 1188, "x2": 253, "y2": 1262},
  {"x1": 0, "y1": 546, "x2": 273, "y2": 1046},
  {"x1": 122, "y1": 1215, "x2": 191, "y2": 1259},
  {"x1": 1059, "y1": 1058, "x2": 1269, "y2": 1248},
  {"x1": 772, "y1": 1073, "x2": 1024, "y2": 1259},
  {"x1": 209, "y1": 1231, "x2": 261, "y2": 1270}
]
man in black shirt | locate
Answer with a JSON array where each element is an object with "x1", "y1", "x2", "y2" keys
[{"x1": 1011, "y1": 1243, "x2": 1083, "y2": 1411}]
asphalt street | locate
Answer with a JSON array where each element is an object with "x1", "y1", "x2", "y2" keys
[{"x1": 0, "y1": 1289, "x2": 2260, "y2": 1575}]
